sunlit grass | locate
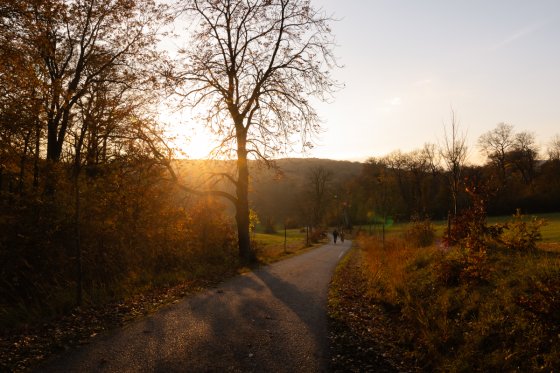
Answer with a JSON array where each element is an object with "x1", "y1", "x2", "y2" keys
[
  {"x1": 253, "y1": 228, "x2": 319, "y2": 264},
  {"x1": 347, "y1": 218, "x2": 560, "y2": 371},
  {"x1": 431, "y1": 212, "x2": 560, "y2": 247},
  {"x1": 536, "y1": 212, "x2": 560, "y2": 243}
]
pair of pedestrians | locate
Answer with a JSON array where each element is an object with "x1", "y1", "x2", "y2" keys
[{"x1": 332, "y1": 229, "x2": 344, "y2": 244}]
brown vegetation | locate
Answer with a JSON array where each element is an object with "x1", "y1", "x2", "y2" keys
[{"x1": 329, "y1": 214, "x2": 560, "y2": 372}]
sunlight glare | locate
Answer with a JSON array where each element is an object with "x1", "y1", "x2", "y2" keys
[{"x1": 159, "y1": 108, "x2": 218, "y2": 159}]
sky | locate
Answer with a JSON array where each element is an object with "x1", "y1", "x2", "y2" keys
[
  {"x1": 308, "y1": 0, "x2": 560, "y2": 163},
  {"x1": 166, "y1": 0, "x2": 560, "y2": 164}
]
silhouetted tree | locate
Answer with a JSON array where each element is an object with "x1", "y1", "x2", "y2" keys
[
  {"x1": 440, "y1": 108, "x2": 468, "y2": 216},
  {"x1": 169, "y1": 0, "x2": 339, "y2": 261},
  {"x1": 478, "y1": 122, "x2": 515, "y2": 187},
  {"x1": 2, "y1": 0, "x2": 165, "y2": 193},
  {"x1": 547, "y1": 134, "x2": 560, "y2": 161},
  {"x1": 306, "y1": 166, "x2": 333, "y2": 228},
  {"x1": 510, "y1": 131, "x2": 538, "y2": 186}
]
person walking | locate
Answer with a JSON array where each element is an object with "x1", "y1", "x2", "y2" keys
[{"x1": 333, "y1": 229, "x2": 339, "y2": 244}]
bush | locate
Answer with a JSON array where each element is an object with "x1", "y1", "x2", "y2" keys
[
  {"x1": 309, "y1": 227, "x2": 326, "y2": 243},
  {"x1": 406, "y1": 215, "x2": 435, "y2": 247},
  {"x1": 517, "y1": 268, "x2": 560, "y2": 326},
  {"x1": 500, "y1": 209, "x2": 545, "y2": 251}
]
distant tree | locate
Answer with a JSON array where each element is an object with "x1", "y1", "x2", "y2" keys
[
  {"x1": 537, "y1": 138, "x2": 560, "y2": 212},
  {"x1": 306, "y1": 166, "x2": 333, "y2": 228},
  {"x1": 408, "y1": 148, "x2": 438, "y2": 215},
  {"x1": 478, "y1": 122, "x2": 515, "y2": 186},
  {"x1": 357, "y1": 158, "x2": 398, "y2": 227},
  {"x1": 381, "y1": 151, "x2": 409, "y2": 213},
  {"x1": 547, "y1": 134, "x2": 560, "y2": 161},
  {"x1": 440, "y1": 108, "x2": 468, "y2": 216},
  {"x1": 169, "y1": 0, "x2": 339, "y2": 261},
  {"x1": 509, "y1": 131, "x2": 539, "y2": 186},
  {"x1": 422, "y1": 142, "x2": 441, "y2": 176}
]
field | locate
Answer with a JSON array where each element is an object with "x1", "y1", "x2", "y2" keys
[
  {"x1": 361, "y1": 212, "x2": 560, "y2": 247},
  {"x1": 534, "y1": 213, "x2": 560, "y2": 244},
  {"x1": 329, "y1": 213, "x2": 560, "y2": 371},
  {"x1": 253, "y1": 227, "x2": 322, "y2": 263}
]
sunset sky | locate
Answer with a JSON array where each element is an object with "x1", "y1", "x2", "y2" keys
[
  {"x1": 310, "y1": 0, "x2": 560, "y2": 163},
  {"x1": 168, "y1": 0, "x2": 560, "y2": 164}
]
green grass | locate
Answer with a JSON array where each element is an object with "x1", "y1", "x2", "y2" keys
[
  {"x1": 253, "y1": 228, "x2": 320, "y2": 263},
  {"x1": 431, "y1": 212, "x2": 560, "y2": 244},
  {"x1": 535, "y1": 212, "x2": 560, "y2": 243}
]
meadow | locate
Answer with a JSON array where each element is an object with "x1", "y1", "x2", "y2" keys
[
  {"x1": 330, "y1": 212, "x2": 560, "y2": 372},
  {"x1": 360, "y1": 212, "x2": 560, "y2": 244},
  {"x1": 253, "y1": 227, "x2": 323, "y2": 264}
]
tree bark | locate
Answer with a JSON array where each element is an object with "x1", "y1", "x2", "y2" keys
[
  {"x1": 33, "y1": 120, "x2": 41, "y2": 190},
  {"x1": 235, "y1": 134, "x2": 255, "y2": 262}
]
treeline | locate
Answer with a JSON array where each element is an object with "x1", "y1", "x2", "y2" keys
[
  {"x1": 241, "y1": 126, "x2": 560, "y2": 230},
  {"x1": 349, "y1": 124, "x2": 560, "y2": 226}
]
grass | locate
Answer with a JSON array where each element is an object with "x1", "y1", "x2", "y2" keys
[
  {"x1": 330, "y1": 215, "x2": 560, "y2": 372},
  {"x1": 536, "y1": 212, "x2": 560, "y2": 243},
  {"x1": 431, "y1": 212, "x2": 560, "y2": 244},
  {"x1": 253, "y1": 227, "x2": 321, "y2": 263}
]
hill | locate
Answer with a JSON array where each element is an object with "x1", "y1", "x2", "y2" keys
[{"x1": 174, "y1": 158, "x2": 364, "y2": 226}]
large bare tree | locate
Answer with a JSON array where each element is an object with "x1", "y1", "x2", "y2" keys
[{"x1": 171, "y1": 0, "x2": 338, "y2": 261}]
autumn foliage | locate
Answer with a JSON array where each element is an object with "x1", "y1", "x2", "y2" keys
[
  {"x1": 330, "y1": 200, "x2": 560, "y2": 371},
  {"x1": 0, "y1": 162, "x2": 237, "y2": 329}
]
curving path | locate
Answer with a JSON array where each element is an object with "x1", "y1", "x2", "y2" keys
[{"x1": 38, "y1": 238, "x2": 351, "y2": 372}]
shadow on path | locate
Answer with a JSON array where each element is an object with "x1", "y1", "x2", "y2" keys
[{"x1": 37, "y1": 241, "x2": 351, "y2": 373}]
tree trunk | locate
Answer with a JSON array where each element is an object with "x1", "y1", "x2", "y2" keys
[
  {"x1": 33, "y1": 120, "x2": 41, "y2": 190},
  {"x1": 44, "y1": 122, "x2": 60, "y2": 195},
  {"x1": 19, "y1": 130, "x2": 32, "y2": 196},
  {"x1": 235, "y1": 136, "x2": 255, "y2": 262}
]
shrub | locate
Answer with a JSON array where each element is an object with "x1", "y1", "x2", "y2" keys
[
  {"x1": 406, "y1": 215, "x2": 435, "y2": 247},
  {"x1": 517, "y1": 268, "x2": 560, "y2": 326},
  {"x1": 309, "y1": 227, "x2": 326, "y2": 243},
  {"x1": 435, "y1": 247, "x2": 491, "y2": 286},
  {"x1": 500, "y1": 209, "x2": 545, "y2": 251}
]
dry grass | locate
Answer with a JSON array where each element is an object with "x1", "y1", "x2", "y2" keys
[
  {"x1": 359, "y1": 235, "x2": 435, "y2": 305},
  {"x1": 336, "y1": 228, "x2": 560, "y2": 372}
]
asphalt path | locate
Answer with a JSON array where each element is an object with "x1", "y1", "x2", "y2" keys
[{"x1": 38, "y1": 238, "x2": 351, "y2": 372}]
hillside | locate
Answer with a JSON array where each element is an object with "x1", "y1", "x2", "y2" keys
[{"x1": 174, "y1": 158, "x2": 364, "y2": 226}]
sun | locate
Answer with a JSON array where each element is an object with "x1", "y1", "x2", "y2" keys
[
  {"x1": 166, "y1": 122, "x2": 219, "y2": 159},
  {"x1": 158, "y1": 106, "x2": 220, "y2": 160}
]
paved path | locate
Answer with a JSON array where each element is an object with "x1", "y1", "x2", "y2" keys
[{"x1": 38, "y1": 239, "x2": 351, "y2": 372}]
